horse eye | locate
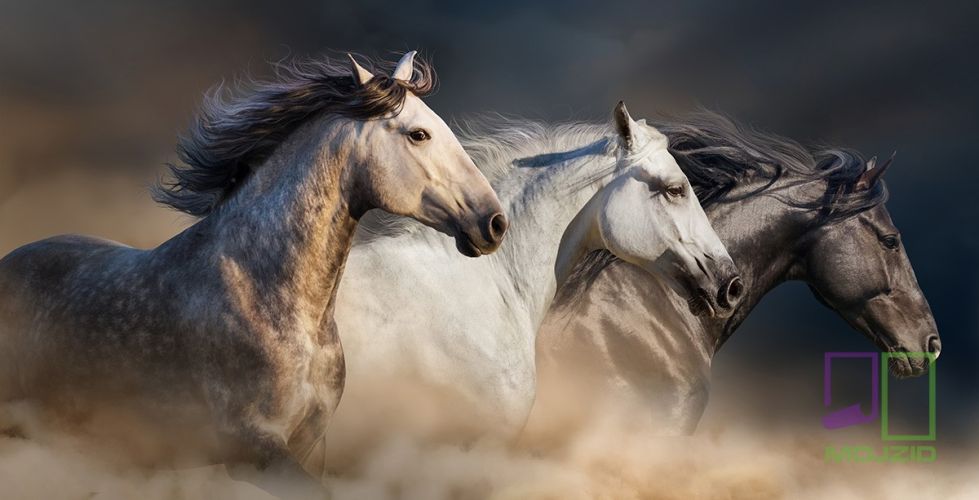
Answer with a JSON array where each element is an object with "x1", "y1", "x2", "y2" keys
[
  {"x1": 665, "y1": 185, "x2": 685, "y2": 199},
  {"x1": 407, "y1": 129, "x2": 431, "y2": 142},
  {"x1": 881, "y1": 235, "x2": 900, "y2": 249}
]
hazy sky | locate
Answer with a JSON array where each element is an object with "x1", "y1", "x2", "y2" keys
[{"x1": 1, "y1": 0, "x2": 976, "y2": 441}]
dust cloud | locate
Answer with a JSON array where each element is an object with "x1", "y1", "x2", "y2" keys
[
  {"x1": 1, "y1": 175, "x2": 976, "y2": 500},
  {"x1": 1, "y1": 389, "x2": 976, "y2": 500}
]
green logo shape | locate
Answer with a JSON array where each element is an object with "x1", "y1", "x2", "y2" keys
[{"x1": 881, "y1": 352, "x2": 937, "y2": 442}]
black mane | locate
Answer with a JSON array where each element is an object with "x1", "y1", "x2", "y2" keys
[{"x1": 652, "y1": 112, "x2": 887, "y2": 219}]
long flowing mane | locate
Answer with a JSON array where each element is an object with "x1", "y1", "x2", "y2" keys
[
  {"x1": 652, "y1": 111, "x2": 887, "y2": 219},
  {"x1": 559, "y1": 110, "x2": 890, "y2": 302},
  {"x1": 153, "y1": 54, "x2": 437, "y2": 216}
]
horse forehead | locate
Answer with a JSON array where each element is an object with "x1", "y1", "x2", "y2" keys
[
  {"x1": 377, "y1": 96, "x2": 442, "y2": 133},
  {"x1": 851, "y1": 203, "x2": 895, "y2": 228},
  {"x1": 398, "y1": 94, "x2": 445, "y2": 126},
  {"x1": 868, "y1": 204, "x2": 898, "y2": 229},
  {"x1": 637, "y1": 124, "x2": 669, "y2": 148},
  {"x1": 637, "y1": 149, "x2": 684, "y2": 179},
  {"x1": 398, "y1": 92, "x2": 424, "y2": 113}
]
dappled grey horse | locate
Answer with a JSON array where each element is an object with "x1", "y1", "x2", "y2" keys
[
  {"x1": 0, "y1": 52, "x2": 505, "y2": 485},
  {"x1": 533, "y1": 112, "x2": 941, "y2": 435}
]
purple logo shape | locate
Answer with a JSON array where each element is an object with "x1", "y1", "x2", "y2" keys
[{"x1": 822, "y1": 352, "x2": 879, "y2": 429}]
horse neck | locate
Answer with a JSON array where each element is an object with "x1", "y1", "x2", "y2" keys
[
  {"x1": 167, "y1": 118, "x2": 361, "y2": 332},
  {"x1": 493, "y1": 137, "x2": 618, "y2": 331},
  {"x1": 706, "y1": 177, "x2": 825, "y2": 353}
]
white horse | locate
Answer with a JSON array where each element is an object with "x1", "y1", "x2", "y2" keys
[{"x1": 326, "y1": 103, "x2": 743, "y2": 456}]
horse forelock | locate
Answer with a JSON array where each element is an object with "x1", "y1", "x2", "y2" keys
[{"x1": 153, "y1": 54, "x2": 437, "y2": 217}]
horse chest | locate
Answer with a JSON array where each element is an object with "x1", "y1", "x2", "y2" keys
[{"x1": 428, "y1": 318, "x2": 538, "y2": 432}]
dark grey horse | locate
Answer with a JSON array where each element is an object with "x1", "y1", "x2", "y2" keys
[
  {"x1": 0, "y1": 52, "x2": 506, "y2": 487},
  {"x1": 532, "y1": 112, "x2": 941, "y2": 435}
]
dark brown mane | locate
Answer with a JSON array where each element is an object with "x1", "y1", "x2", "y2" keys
[
  {"x1": 650, "y1": 111, "x2": 887, "y2": 222},
  {"x1": 153, "y1": 54, "x2": 437, "y2": 216}
]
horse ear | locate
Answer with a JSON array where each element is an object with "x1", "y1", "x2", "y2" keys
[
  {"x1": 392, "y1": 51, "x2": 417, "y2": 81},
  {"x1": 854, "y1": 151, "x2": 895, "y2": 191},
  {"x1": 347, "y1": 54, "x2": 374, "y2": 86},
  {"x1": 613, "y1": 101, "x2": 637, "y2": 149}
]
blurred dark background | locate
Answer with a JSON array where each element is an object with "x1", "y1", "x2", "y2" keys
[{"x1": 1, "y1": 0, "x2": 976, "y2": 447}]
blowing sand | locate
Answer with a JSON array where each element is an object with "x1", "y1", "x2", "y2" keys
[
  {"x1": 0, "y1": 172, "x2": 975, "y2": 500},
  {"x1": 0, "y1": 396, "x2": 976, "y2": 500}
]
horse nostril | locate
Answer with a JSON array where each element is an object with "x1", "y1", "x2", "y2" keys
[
  {"x1": 717, "y1": 276, "x2": 744, "y2": 309},
  {"x1": 927, "y1": 335, "x2": 942, "y2": 356},
  {"x1": 728, "y1": 277, "x2": 744, "y2": 299},
  {"x1": 487, "y1": 212, "x2": 508, "y2": 244}
]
